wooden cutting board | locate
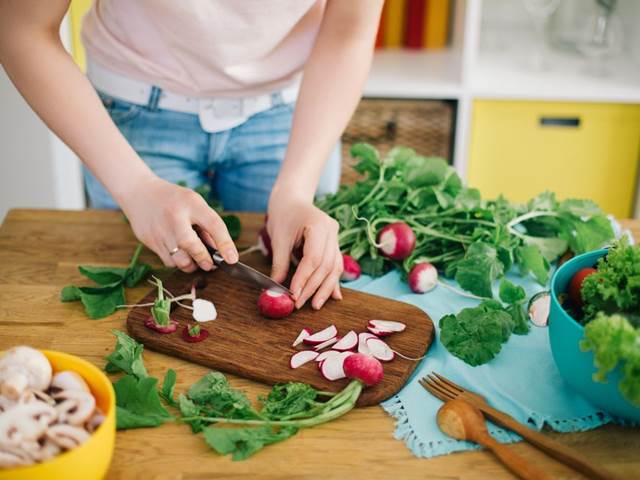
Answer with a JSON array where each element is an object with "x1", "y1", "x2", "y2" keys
[{"x1": 126, "y1": 254, "x2": 434, "y2": 406}]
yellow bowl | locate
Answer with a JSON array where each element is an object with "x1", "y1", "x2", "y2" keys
[{"x1": 0, "y1": 350, "x2": 116, "y2": 480}]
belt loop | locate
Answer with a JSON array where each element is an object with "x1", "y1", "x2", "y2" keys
[
  {"x1": 270, "y1": 91, "x2": 284, "y2": 107},
  {"x1": 147, "y1": 86, "x2": 162, "y2": 111}
]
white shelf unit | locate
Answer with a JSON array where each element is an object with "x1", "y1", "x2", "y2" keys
[{"x1": 363, "y1": 0, "x2": 640, "y2": 182}]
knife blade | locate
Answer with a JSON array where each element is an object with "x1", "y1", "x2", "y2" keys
[{"x1": 207, "y1": 247, "x2": 292, "y2": 295}]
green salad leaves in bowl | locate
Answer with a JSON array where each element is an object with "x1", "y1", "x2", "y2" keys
[{"x1": 549, "y1": 238, "x2": 640, "y2": 421}]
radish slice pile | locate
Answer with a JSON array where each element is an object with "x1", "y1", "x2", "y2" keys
[{"x1": 288, "y1": 319, "x2": 425, "y2": 378}]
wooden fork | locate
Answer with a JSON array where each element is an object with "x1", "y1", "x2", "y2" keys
[{"x1": 420, "y1": 373, "x2": 622, "y2": 480}]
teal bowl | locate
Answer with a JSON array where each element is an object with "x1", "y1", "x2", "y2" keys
[{"x1": 549, "y1": 248, "x2": 640, "y2": 422}]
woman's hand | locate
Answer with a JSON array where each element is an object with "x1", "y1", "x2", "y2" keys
[
  {"x1": 268, "y1": 190, "x2": 343, "y2": 310},
  {"x1": 119, "y1": 176, "x2": 238, "y2": 272}
]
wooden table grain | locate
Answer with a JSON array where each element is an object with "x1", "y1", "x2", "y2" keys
[{"x1": 0, "y1": 209, "x2": 638, "y2": 480}]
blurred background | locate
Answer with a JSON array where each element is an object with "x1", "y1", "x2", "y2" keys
[{"x1": 1, "y1": 0, "x2": 639, "y2": 221}]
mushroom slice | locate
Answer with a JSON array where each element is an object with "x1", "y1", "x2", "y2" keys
[
  {"x1": 46, "y1": 424, "x2": 90, "y2": 450},
  {"x1": 51, "y1": 371, "x2": 90, "y2": 393},
  {"x1": 85, "y1": 409, "x2": 106, "y2": 433},
  {"x1": 0, "y1": 401, "x2": 57, "y2": 446},
  {"x1": 0, "y1": 347, "x2": 52, "y2": 400},
  {"x1": 0, "y1": 449, "x2": 32, "y2": 468},
  {"x1": 53, "y1": 390, "x2": 96, "y2": 425}
]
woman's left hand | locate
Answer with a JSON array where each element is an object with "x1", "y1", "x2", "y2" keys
[{"x1": 267, "y1": 191, "x2": 343, "y2": 310}]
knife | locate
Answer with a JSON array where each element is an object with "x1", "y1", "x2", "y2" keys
[{"x1": 206, "y1": 247, "x2": 292, "y2": 295}]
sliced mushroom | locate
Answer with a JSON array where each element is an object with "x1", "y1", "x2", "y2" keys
[
  {"x1": 85, "y1": 408, "x2": 106, "y2": 433},
  {"x1": 16, "y1": 439, "x2": 61, "y2": 462},
  {"x1": 50, "y1": 371, "x2": 90, "y2": 394},
  {"x1": 46, "y1": 424, "x2": 90, "y2": 450},
  {"x1": 0, "y1": 449, "x2": 32, "y2": 468},
  {"x1": 53, "y1": 390, "x2": 96, "y2": 425},
  {"x1": 0, "y1": 401, "x2": 57, "y2": 446},
  {"x1": 0, "y1": 347, "x2": 52, "y2": 400}
]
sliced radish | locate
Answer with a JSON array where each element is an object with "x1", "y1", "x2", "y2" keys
[
  {"x1": 341, "y1": 254, "x2": 361, "y2": 282},
  {"x1": 144, "y1": 316, "x2": 177, "y2": 334},
  {"x1": 290, "y1": 350, "x2": 319, "y2": 369},
  {"x1": 377, "y1": 222, "x2": 416, "y2": 260},
  {"x1": 358, "y1": 332, "x2": 377, "y2": 356},
  {"x1": 367, "y1": 326, "x2": 394, "y2": 337},
  {"x1": 332, "y1": 331, "x2": 358, "y2": 351},
  {"x1": 313, "y1": 337, "x2": 338, "y2": 351},
  {"x1": 292, "y1": 328, "x2": 313, "y2": 347},
  {"x1": 529, "y1": 291, "x2": 551, "y2": 327},
  {"x1": 320, "y1": 351, "x2": 353, "y2": 381},
  {"x1": 366, "y1": 337, "x2": 395, "y2": 362},
  {"x1": 408, "y1": 262, "x2": 437, "y2": 293},
  {"x1": 303, "y1": 325, "x2": 338, "y2": 345},
  {"x1": 192, "y1": 298, "x2": 217, "y2": 322},
  {"x1": 316, "y1": 350, "x2": 340, "y2": 363},
  {"x1": 182, "y1": 325, "x2": 209, "y2": 343},
  {"x1": 368, "y1": 319, "x2": 406, "y2": 332}
]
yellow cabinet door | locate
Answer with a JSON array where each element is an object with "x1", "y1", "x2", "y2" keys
[{"x1": 467, "y1": 100, "x2": 640, "y2": 217}]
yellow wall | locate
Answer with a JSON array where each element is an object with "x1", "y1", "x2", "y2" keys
[{"x1": 69, "y1": 0, "x2": 92, "y2": 71}]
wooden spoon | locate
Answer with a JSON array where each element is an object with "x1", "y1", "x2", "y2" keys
[{"x1": 437, "y1": 399, "x2": 553, "y2": 480}]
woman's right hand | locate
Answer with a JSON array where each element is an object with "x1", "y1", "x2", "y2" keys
[{"x1": 119, "y1": 176, "x2": 238, "y2": 272}]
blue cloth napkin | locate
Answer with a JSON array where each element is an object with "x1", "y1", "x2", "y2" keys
[{"x1": 346, "y1": 270, "x2": 614, "y2": 458}]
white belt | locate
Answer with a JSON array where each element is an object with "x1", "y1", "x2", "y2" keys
[{"x1": 86, "y1": 57, "x2": 299, "y2": 133}]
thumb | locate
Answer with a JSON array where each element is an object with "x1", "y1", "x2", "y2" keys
[{"x1": 270, "y1": 235, "x2": 291, "y2": 284}]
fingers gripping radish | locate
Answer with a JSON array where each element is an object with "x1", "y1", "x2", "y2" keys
[
  {"x1": 408, "y1": 263, "x2": 437, "y2": 293},
  {"x1": 257, "y1": 288, "x2": 294, "y2": 319},
  {"x1": 376, "y1": 222, "x2": 416, "y2": 260},
  {"x1": 341, "y1": 254, "x2": 361, "y2": 282}
]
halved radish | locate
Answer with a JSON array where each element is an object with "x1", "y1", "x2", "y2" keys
[
  {"x1": 367, "y1": 326, "x2": 394, "y2": 337},
  {"x1": 332, "y1": 331, "x2": 358, "y2": 351},
  {"x1": 292, "y1": 328, "x2": 312, "y2": 347},
  {"x1": 368, "y1": 319, "x2": 406, "y2": 333},
  {"x1": 366, "y1": 337, "x2": 395, "y2": 362},
  {"x1": 303, "y1": 325, "x2": 338, "y2": 345},
  {"x1": 320, "y1": 351, "x2": 353, "y2": 381},
  {"x1": 313, "y1": 337, "x2": 338, "y2": 351},
  {"x1": 358, "y1": 332, "x2": 377, "y2": 355},
  {"x1": 316, "y1": 350, "x2": 340, "y2": 363},
  {"x1": 290, "y1": 350, "x2": 319, "y2": 369}
]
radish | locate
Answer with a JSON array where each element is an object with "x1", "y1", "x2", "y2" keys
[
  {"x1": 343, "y1": 353, "x2": 384, "y2": 387},
  {"x1": 192, "y1": 298, "x2": 217, "y2": 322},
  {"x1": 367, "y1": 326, "x2": 394, "y2": 337},
  {"x1": 290, "y1": 350, "x2": 319, "y2": 369},
  {"x1": 320, "y1": 351, "x2": 353, "y2": 381},
  {"x1": 303, "y1": 325, "x2": 338, "y2": 345},
  {"x1": 376, "y1": 222, "x2": 416, "y2": 260},
  {"x1": 313, "y1": 337, "x2": 339, "y2": 351},
  {"x1": 182, "y1": 324, "x2": 209, "y2": 343},
  {"x1": 341, "y1": 254, "x2": 361, "y2": 282},
  {"x1": 316, "y1": 350, "x2": 340, "y2": 363},
  {"x1": 358, "y1": 332, "x2": 377, "y2": 355},
  {"x1": 368, "y1": 319, "x2": 406, "y2": 333},
  {"x1": 332, "y1": 331, "x2": 358, "y2": 351},
  {"x1": 257, "y1": 288, "x2": 294, "y2": 319},
  {"x1": 529, "y1": 291, "x2": 551, "y2": 327},
  {"x1": 292, "y1": 328, "x2": 312, "y2": 347},
  {"x1": 257, "y1": 226, "x2": 273, "y2": 259},
  {"x1": 144, "y1": 316, "x2": 177, "y2": 334},
  {"x1": 366, "y1": 338, "x2": 395, "y2": 362},
  {"x1": 408, "y1": 262, "x2": 437, "y2": 293}
]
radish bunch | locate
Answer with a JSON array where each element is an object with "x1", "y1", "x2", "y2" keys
[{"x1": 289, "y1": 319, "x2": 423, "y2": 383}]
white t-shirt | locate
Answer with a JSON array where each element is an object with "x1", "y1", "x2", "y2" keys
[{"x1": 82, "y1": 0, "x2": 325, "y2": 98}]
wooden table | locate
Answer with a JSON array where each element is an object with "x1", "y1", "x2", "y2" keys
[{"x1": 1, "y1": 209, "x2": 638, "y2": 480}]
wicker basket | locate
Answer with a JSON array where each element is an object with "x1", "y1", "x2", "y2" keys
[{"x1": 340, "y1": 99, "x2": 454, "y2": 184}]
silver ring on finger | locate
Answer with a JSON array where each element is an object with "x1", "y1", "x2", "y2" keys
[{"x1": 169, "y1": 246, "x2": 180, "y2": 256}]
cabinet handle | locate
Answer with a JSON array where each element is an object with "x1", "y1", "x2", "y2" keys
[{"x1": 539, "y1": 116, "x2": 581, "y2": 127}]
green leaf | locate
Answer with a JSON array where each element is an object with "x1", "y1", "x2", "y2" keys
[
  {"x1": 260, "y1": 383, "x2": 318, "y2": 420},
  {"x1": 160, "y1": 369, "x2": 178, "y2": 408},
  {"x1": 187, "y1": 372, "x2": 257, "y2": 419},
  {"x1": 568, "y1": 215, "x2": 614, "y2": 254},
  {"x1": 104, "y1": 330, "x2": 148, "y2": 379},
  {"x1": 517, "y1": 245, "x2": 550, "y2": 285},
  {"x1": 454, "y1": 188, "x2": 481, "y2": 211},
  {"x1": 559, "y1": 198, "x2": 603, "y2": 217},
  {"x1": 63, "y1": 282, "x2": 126, "y2": 319},
  {"x1": 350, "y1": 143, "x2": 380, "y2": 177},
  {"x1": 60, "y1": 285, "x2": 81, "y2": 302},
  {"x1": 203, "y1": 425, "x2": 298, "y2": 461},
  {"x1": 506, "y1": 304, "x2": 530, "y2": 335},
  {"x1": 222, "y1": 214, "x2": 242, "y2": 241},
  {"x1": 439, "y1": 300, "x2": 514, "y2": 366},
  {"x1": 358, "y1": 255, "x2": 386, "y2": 277},
  {"x1": 78, "y1": 265, "x2": 127, "y2": 285},
  {"x1": 454, "y1": 242, "x2": 504, "y2": 298},
  {"x1": 403, "y1": 156, "x2": 449, "y2": 188},
  {"x1": 124, "y1": 264, "x2": 151, "y2": 288},
  {"x1": 114, "y1": 375, "x2": 172, "y2": 429},
  {"x1": 499, "y1": 279, "x2": 526, "y2": 305},
  {"x1": 522, "y1": 235, "x2": 568, "y2": 262}
]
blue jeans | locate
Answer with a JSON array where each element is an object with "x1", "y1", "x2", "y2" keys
[{"x1": 84, "y1": 89, "x2": 341, "y2": 211}]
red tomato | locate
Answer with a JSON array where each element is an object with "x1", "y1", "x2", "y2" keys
[{"x1": 568, "y1": 267, "x2": 597, "y2": 307}]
